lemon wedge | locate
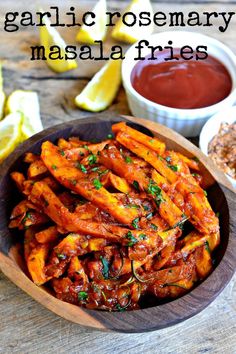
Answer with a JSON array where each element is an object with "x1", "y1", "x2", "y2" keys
[
  {"x1": 75, "y1": 58, "x2": 122, "y2": 112},
  {"x1": 40, "y1": 14, "x2": 77, "y2": 73},
  {"x1": 0, "y1": 112, "x2": 22, "y2": 163},
  {"x1": 112, "y1": 0, "x2": 154, "y2": 43},
  {"x1": 0, "y1": 63, "x2": 6, "y2": 120},
  {"x1": 5, "y1": 90, "x2": 43, "y2": 140},
  {"x1": 76, "y1": 0, "x2": 107, "y2": 44}
]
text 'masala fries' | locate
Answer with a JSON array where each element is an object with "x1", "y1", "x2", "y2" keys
[{"x1": 9, "y1": 122, "x2": 220, "y2": 311}]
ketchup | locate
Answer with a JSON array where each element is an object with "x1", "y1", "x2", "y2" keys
[{"x1": 131, "y1": 50, "x2": 232, "y2": 109}]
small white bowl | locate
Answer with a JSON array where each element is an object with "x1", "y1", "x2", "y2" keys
[
  {"x1": 122, "y1": 31, "x2": 236, "y2": 137},
  {"x1": 199, "y1": 106, "x2": 236, "y2": 190}
]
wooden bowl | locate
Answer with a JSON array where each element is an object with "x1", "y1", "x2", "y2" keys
[{"x1": 0, "y1": 114, "x2": 235, "y2": 333}]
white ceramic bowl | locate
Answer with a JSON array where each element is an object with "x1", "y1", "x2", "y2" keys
[
  {"x1": 122, "y1": 31, "x2": 236, "y2": 137},
  {"x1": 199, "y1": 106, "x2": 236, "y2": 190}
]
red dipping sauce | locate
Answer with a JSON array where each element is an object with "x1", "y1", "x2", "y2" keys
[{"x1": 131, "y1": 50, "x2": 232, "y2": 109}]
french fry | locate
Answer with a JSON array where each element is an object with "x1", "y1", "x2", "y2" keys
[
  {"x1": 11, "y1": 172, "x2": 25, "y2": 192},
  {"x1": 41, "y1": 141, "x2": 139, "y2": 225},
  {"x1": 35, "y1": 226, "x2": 59, "y2": 244},
  {"x1": 27, "y1": 244, "x2": 51, "y2": 285},
  {"x1": 112, "y1": 122, "x2": 165, "y2": 155},
  {"x1": 109, "y1": 173, "x2": 131, "y2": 194},
  {"x1": 27, "y1": 160, "x2": 48, "y2": 179},
  {"x1": 116, "y1": 132, "x2": 177, "y2": 183}
]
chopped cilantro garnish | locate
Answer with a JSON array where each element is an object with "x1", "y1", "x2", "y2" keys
[
  {"x1": 126, "y1": 204, "x2": 139, "y2": 209},
  {"x1": 132, "y1": 217, "x2": 140, "y2": 229},
  {"x1": 147, "y1": 180, "x2": 164, "y2": 206},
  {"x1": 82, "y1": 145, "x2": 89, "y2": 150},
  {"x1": 93, "y1": 178, "x2": 102, "y2": 190},
  {"x1": 192, "y1": 173, "x2": 200, "y2": 177},
  {"x1": 204, "y1": 190, "x2": 208, "y2": 196},
  {"x1": 133, "y1": 180, "x2": 140, "y2": 191},
  {"x1": 107, "y1": 133, "x2": 113, "y2": 139},
  {"x1": 167, "y1": 164, "x2": 179, "y2": 172},
  {"x1": 126, "y1": 231, "x2": 138, "y2": 247},
  {"x1": 150, "y1": 223, "x2": 158, "y2": 231},
  {"x1": 149, "y1": 139, "x2": 154, "y2": 144},
  {"x1": 59, "y1": 150, "x2": 65, "y2": 156},
  {"x1": 146, "y1": 212, "x2": 153, "y2": 220},
  {"x1": 205, "y1": 241, "x2": 211, "y2": 254},
  {"x1": 91, "y1": 167, "x2": 100, "y2": 172},
  {"x1": 125, "y1": 156, "x2": 133, "y2": 164},
  {"x1": 51, "y1": 164, "x2": 57, "y2": 170},
  {"x1": 78, "y1": 291, "x2": 88, "y2": 301},
  {"x1": 57, "y1": 253, "x2": 66, "y2": 260},
  {"x1": 139, "y1": 233, "x2": 147, "y2": 240},
  {"x1": 116, "y1": 304, "x2": 127, "y2": 312},
  {"x1": 100, "y1": 256, "x2": 109, "y2": 280},
  {"x1": 88, "y1": 154, "x2": 97, "y2": 165},
  {"x1": 76, "y1": 163, "x2": 87, "y2": 173},
  {"x1": 99, "y1": 169, "x2": 109, "y2": 177}
]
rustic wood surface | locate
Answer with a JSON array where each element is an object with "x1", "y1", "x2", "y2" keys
[{"x1": 0, "y1": 0, "x2": 235, "y2": 353}]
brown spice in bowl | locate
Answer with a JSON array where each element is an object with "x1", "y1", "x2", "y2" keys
[{"x1": 208, "y1": 122, "x2": 236, "y2": 180}]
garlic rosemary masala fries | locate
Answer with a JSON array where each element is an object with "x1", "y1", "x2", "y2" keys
[{"x1": 9, "y1": 123, "x2": 220, "y2": 311}]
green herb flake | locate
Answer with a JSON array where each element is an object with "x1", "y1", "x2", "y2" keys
[
  {"x1": 93, "y1": 178, "x2": 102, "y2": 190},
  {"x1": 70, "y1": 179, "x2": 77, "y2": 186},
  {"x1": 59, "y1": 150, "x2": 65, "y2": 156},
  {"x1": 167, "y1": 164, "x2": 179, "y2": 172},
  {"x1": 165, "y1": 156, "x2": 171, "y2": 163},
  {"x1": 88, "y1": 154, "x2": 97, "y2": 165},
  {"x1": 149, "y1": 139, "x2": 154, "y2": 144},
  {"x1": 91, "y1": 167, "x2": 100, "y2": 172},
  {"x1": 116, "y1": 304, "x2": 126, "y2": 312},
  {"x1": 150, "y1": 223, "x2": 158, "y2": 231},
  {"x1": 125, "y1": 156, "x2": 133, "y2": 164},
  {"x1": 78, "y1": 291, "x2": 88, "y2": 301},
  {"x1": 205, "y1": 241, "x2": 211, "y2": 254},
  {"x1": 192, "y1": 173, "x2": 200, "y2": 177},
  {"x1": 100, "y1": 256, "x2": 109, "y2": 280},
  {"x1": 126, "y1": 204, "x2": 139, "y2": 209},
  {"x1": 147, "y1": 180, "x2": 164, "y2": 206},
  {"x1": 82, "y1": 145, "x2": 89, "y2": 150},
  {"x1": 51, "y1": 164, "x2": 57, "y2": 170},
  {"x1": 132, "y1": 217, "x2": 140, "y2": 229},
  {"x1": 126, "y1": 231, "x2": 138, "y2": 247},
  {"x1": 133, "y1": 180, "x2": 140, "y2": 191},
  {"x1": 203, "y1": 190, "x2": 208, "y2": 196},
  {"x1": 139, "y1": 233, "x2": 147, "y2": 240},
  {"x1": 57, "y1": 253, "x2": 66, "y2": 260},
  {"x1": 99, "y1": 169, "x2": 109, "y2": 177},
  {"x1": 107, "y1": 133, "x2": 113, "y2": 139},
  {"x1": 76, "y1": 163, "x2": 87, "y2": 173},
  {"x1": 146, "y1": 212, "x2": 153, "y2": 220}
]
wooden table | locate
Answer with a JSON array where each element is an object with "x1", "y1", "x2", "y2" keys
[{"x1": 0, "y1": 1, "x2": 235, "y2": 353}]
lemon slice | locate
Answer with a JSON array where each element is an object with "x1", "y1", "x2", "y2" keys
[
  {"x1": 112, "y1": 0, "x2": 154, "y2": 43},
  {"x1": 0, "y1": 63, "x2": 6, "y2": 120},
  {"x1": 76, "y1": 0, "x2": 107, "y2": 44},
  {"x1": 0, "y1": 112, "x2": 22, "y2": 163},
  {"x1": 5, "y1": 90, "x2": 43, "y2": 140},
  {"x1": 75, "y1": 58, "x2": 122, "y2": 112},
  {"x1": 40, "y1": 14, "x2": 77, "y2": 73}
]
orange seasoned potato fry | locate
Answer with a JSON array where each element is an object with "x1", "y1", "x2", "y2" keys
[{"x1": 9, "y1": 123, "x2": 220, "y2": 311}]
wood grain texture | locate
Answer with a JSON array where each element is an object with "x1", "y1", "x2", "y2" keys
[{"x1": 0, "y1": 0, "x2": 235, "y2": 352}]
